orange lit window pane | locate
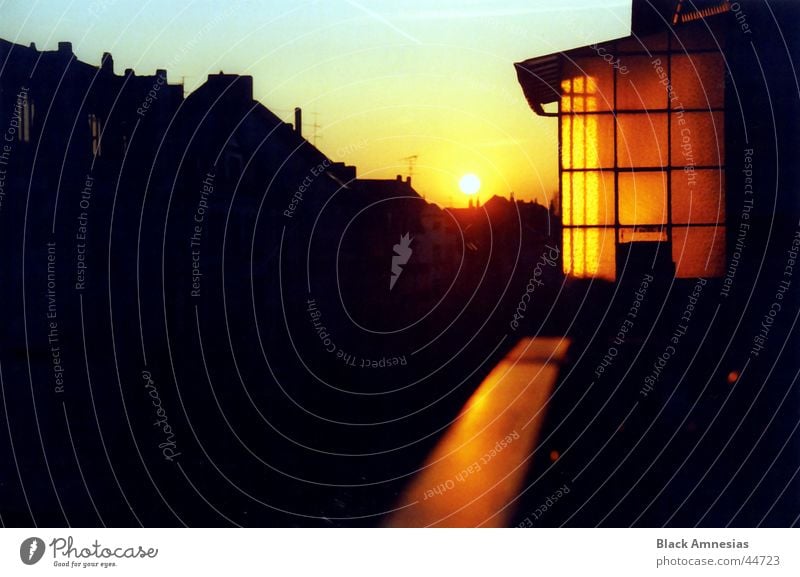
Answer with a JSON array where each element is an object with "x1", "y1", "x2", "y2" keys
[
  {"x1": 671, "y1": 169, "x2": 725, "y2": 224},
  {"x1": 619, "y1": 171, "x2": 667, "y2": 225},
  {"x1": 617, "y1": 113, "x2": 668, "y2": 167},
  {"x1": 671, "y1": 111, "x2": 724, "y2": 167},
  {"x1": 562, "y1": 171, "x2": 615, "y2": 226},
  {"x1": 563, "y1": 227, "x2": 615, "y2": 280},
  {"x1": 561, "y1": 113, "x2": 614, "y2": 169},
  {"x1": 563, "y1": 59, "x2": 613, "y2": 111},
  {"x1": 671, "y1": 54, "x2": 724, "y2": 109},
  {"x1": 562, "y1": 76, "x2": 600, "y2": 113},
  {"x1": 616, "y1": 55, "x2": 668, "y2": 110},
  {"x1": 672, "y1": 226, "x2": 726, "y2": 277}
]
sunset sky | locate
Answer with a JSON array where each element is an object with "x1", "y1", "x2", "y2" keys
[{"x1": 0, "y1": 0, "x2": 631, "y2": 207}]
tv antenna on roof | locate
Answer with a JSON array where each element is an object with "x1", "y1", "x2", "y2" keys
[
  {"x1": 310, "y1": 111, "x2": 322, "y2": 147},
  {"x1": 401, "y1": 154, "x2": 418, "y2": 180}
]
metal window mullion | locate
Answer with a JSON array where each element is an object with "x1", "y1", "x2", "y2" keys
[
  {"x1": 667, "y1": 33, "x2": 673, "y2": 246},
  {"x1": 613, "y1": 42, "x2": 620, "y2": 265}
]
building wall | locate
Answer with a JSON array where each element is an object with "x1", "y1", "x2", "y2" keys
[{"x1": 558, "y1": 18, "x2": 727, "y2": 281}]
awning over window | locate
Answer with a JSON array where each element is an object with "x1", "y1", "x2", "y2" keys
[
  {"x1": 514, "y1": 0, "x2": 732, "y2": 117},
  {"x1": 514, "y1": 55, "x2": 561, "y2": 117}
]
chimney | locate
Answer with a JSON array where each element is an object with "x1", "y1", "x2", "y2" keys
[
  {"x1": 156, "y1": 69, "x2": 167, "y2": 81},
  {"x1": 239, "y1": 76, "x2": 253, "y2": 100},
  {"x1": 58, "y1": 41, "x2": 72, "y2": 55},
  {"x1": 396, "y1": 175, "x2": 402, "y2": 182},
  {"x1": 406, "y1": 176, "x2": 411, "y2": 185},
  {"x1": 206, "y1": 73, "x2": 253, "y2": 102},
  {"x1": 29, "y1": 42, "x2": 37, "y2": 51},
  {"x1": 294, "y1": 107, "x2": 302, "y2": 138},
  {"x1": 101, "y1": 52, "x2": 114, "y2": 74}
]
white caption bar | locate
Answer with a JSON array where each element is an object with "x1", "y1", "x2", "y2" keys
[{"x1": 1, "y1": 529, "x2": 797, "y2": 576}]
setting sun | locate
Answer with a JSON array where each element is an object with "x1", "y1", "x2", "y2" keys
[{"x1": 459, "y1": 173, "x2": 481, "y2": 195}]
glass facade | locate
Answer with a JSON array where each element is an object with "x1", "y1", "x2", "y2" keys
[{"x1": 559, "y1": 26, "x2": 726, "y2": 280}]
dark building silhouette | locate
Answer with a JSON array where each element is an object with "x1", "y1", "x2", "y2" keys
[
  {"x1": 3, "y1": 0, "x2": 794, "y2": 528},
  {"x1": 0, "y1": 37, "x2": 562, "y2": 526}
]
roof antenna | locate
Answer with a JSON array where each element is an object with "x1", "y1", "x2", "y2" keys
[{"x1": 400, "y1": 154, "x2": 418, "y2": 181}]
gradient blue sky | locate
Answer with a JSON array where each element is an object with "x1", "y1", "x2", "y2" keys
[{"x1": 0, "y1": 0, "x2": 631, "y2": 206}]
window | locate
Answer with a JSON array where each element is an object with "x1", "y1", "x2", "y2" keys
[
  {"x1": 618, "y1": 172, "x2": 668, "y2": 225},
  {"x1": 559, "y1": 27, "x2": 726, "y2": 280}
]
